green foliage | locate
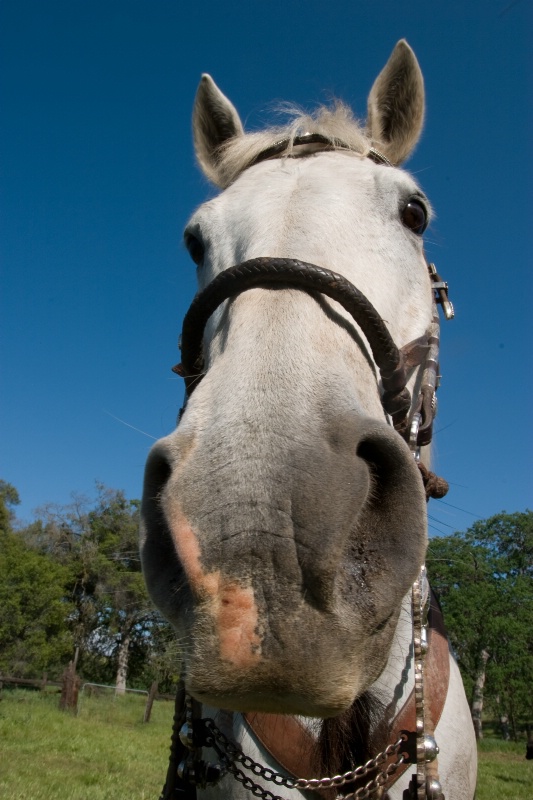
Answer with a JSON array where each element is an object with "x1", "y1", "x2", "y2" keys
[
  {"x1": 28, "y1": 484, "x2": 169, "y2": 687},
  {"x1": 0, "y1": 479, "x2": 20, "y2": 533},
  {"x1": 427, "y1": 510, "x2": 533, "y2": 733},
  {"x1": 0, "y1": 530, "x2": 74, "y2": 675},
  {"x1": 0, "y1": 479, "x2": 177, "y2": 691},
  {"x1": 0, "y1": 479, "x2": 74, "y2": 675}
]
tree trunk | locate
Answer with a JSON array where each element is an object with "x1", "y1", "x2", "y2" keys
[
  {"x1": 471, "y1": 648, "x2": 490, "y2": 740},
  {"x1": 115, "y1": 631, "x2": 131, "y2": 695}
]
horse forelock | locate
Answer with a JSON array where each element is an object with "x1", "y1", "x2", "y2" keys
[{"x1": 214, "y1": 102, "x2": 371, "y2": 188}]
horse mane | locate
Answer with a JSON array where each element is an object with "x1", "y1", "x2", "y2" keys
[
  {"x1": 315, "y1": 691, "x2": 391, "y2": 797},
  {"x1": 214, "y1": 101, "x2": 372, "y2": 187}
]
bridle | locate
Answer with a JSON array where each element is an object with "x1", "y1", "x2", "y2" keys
[
  {"x1": 173, "y1": 131, "x2": 454, "y2": 458},
  {"x1": 162, "y1": 141, "x2": 455, "y2": 799},
  {"x1": 172, "y1": 256, "x2": 453, "y2": 473}
]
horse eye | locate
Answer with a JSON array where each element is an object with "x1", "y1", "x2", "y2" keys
[
  {"x1": 401, "y1": 199, "x2": 428, "y2": 235},
  {"x1": 185, "y1": 233, "x2": 205, "y2": 265}
]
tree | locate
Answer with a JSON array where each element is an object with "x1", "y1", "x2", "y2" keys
[
  {"x1": 85, "y1": 486, "x2": 156, "y2": 693},
  {"x1": 28, "y1": 485, "x2": 168, "y2": 691},
  {"x1": 427, "y1": 510, "x2": 533, "y2": 738},
  {"x1": 0, "y1": 479, "x2": 20, "y2": 533},
  {"x1": 1, "y1": 481, "x2": 176, "y2": 690},
  {"x1": 0, "y1": 481, "x2": 74, "y2": 676}
]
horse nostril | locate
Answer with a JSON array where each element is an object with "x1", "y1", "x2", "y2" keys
[
  {"x1": 354, "y1": 425, "x2": 427, "y2": 581},
  {"x1": 141, "y1": 445, "x2": 174, "y2": 547},
  {"x1": 144, "y1": 448, "x2": 172, "y2": 499},
  {"x1": 357, "y1": 437, "x2": 394, "y2": 496},
  {"x1": 140, "y1": 443, "x2": 186, "y2": 622}
]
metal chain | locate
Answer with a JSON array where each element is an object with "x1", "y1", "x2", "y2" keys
[
  {"x1": 202, "y1": 718, "x2": 295, "y2": 788},
  {"x1": 202, "y1": 717, "x2": 406, "y2": 799},
  {"x1": 293, "y1": 742, "x2": 405, "y2": 792},
  {"x1": 224, "y1": 752, "x2": 406, "y2": 800},
  {"x1": 224, "y1": 763, "x2": 291, "y2": 800},
  {"x1": 173, "y1": 567, "x2": 441, "y2": 799}
]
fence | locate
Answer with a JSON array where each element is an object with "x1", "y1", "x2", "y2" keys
[
  {"x1": 0, "y1": 673, "x2": 60, "y2": 691},
  {"x1": 75, "y1": 681, "x2": 169, "y2": 725},
  {"x1": 0, "y1": 672, "x2": 171, "y2": 723}
]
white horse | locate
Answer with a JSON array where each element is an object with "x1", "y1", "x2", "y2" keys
[{"x1": 141, "y1": 40, "x2": 477, "y2": 799}]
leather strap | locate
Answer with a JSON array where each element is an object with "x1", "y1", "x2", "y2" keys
[
  {"x1": 382, "y1": 591, "x2": 450, "y2": 791},
  {"x1": 244, "y1": 592, "x2": 450, "y2": 796},
  {"x1": 243, "y1": 713, "x2": 316, "y2": 778}
]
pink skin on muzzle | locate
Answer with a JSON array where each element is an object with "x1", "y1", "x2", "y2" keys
[{"x1": 171, "y1": 506, "x2": 263, "y2": 668}]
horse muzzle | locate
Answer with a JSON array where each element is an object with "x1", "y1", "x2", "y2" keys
[{"x1": 140, "y1": 413, "x2": 427, "y2": 716}]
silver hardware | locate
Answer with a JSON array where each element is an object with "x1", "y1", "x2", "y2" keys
[
  {"x1": 426, "y1": 777, "x2": 443, "y2": 798},
  {"x1": 178, "y1": 757, "x2": 226, "y2": 788},
  {"x1": 420, "y1": 625, "x2": 428, "y2": 655},
  {"x1": 423, "y1": 735, "x2": 439, "y2": 762},
  {"x1": 412, "y1": 571, "x2": 427, "y2": 797},
  {"x1": 409, "y1": 568, "x2": 444, "y2": 798},
  {"x1": 179, "y1": 721, "x2": 194, "y2": 749},
  {"x1": 428, "y1": 262, "x2": 454, "y2": 321},
  {"x1": 409, "y1": 413, "x2": 421, "y2": 453},
  {"x1": 441, "y1": 298, "x2": 454, "y2": 321}
]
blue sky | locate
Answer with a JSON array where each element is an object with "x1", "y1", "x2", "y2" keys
[{"x1": 1, "y1": 0, "x2": 531, "y2": 536}]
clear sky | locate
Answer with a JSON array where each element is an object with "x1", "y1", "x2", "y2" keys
[{"x1": 1, "y1": 0, "x2": 531, "y2": 536}]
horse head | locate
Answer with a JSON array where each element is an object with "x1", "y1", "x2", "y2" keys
[{"x1": 141, "y1": 40, "x2": 432, "y2": 718}]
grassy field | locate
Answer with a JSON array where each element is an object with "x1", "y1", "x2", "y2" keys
[
  {"x1": 0, "y1": 687, "x2": 172, "y2": 799},
  {"x1": 476, "y1": 737, "x2": 532, "y2": 800},
  {"x1": 1, "y1": 688, "x2": 531, "y2": 799}
]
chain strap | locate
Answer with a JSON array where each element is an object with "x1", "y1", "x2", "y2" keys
[
  {"x1": 169, "y1": 569, "x2": 443, "y2": 799},
  {"x1": 202, "y1": 718, "x2": 295, "y2": 788},
  {"x1": 201, "y1": 717, "x2": 406, "y2": 799}
]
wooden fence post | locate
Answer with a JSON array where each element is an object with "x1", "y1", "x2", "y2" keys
[
  {"x1": 59, "y1": 659, "x2": 80, "y2": 711},
  {"x1": 143, "y1": 681, "x2": 159, "y2": 723}
]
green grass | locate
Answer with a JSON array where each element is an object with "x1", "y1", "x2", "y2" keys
[
  {"x1": 0, "y1": 688, "x2": 173, "y2": 799},
  {"x1": 1, "y1": 689, "x2": 531, "y2": 799},
  {"x1": 476, "y1": 737, "x2": 532, "y2": 800}
]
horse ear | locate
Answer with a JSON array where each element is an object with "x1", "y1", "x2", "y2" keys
[
  {"x1": 366, "y1": 40, "x2": 425, "y2": 165},
  {"x1": 193, "y1": 74, "x2": 244, "y2": 186}
]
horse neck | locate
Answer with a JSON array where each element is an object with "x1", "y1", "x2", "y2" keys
[{"x1": 371, "y1": 591, "x2": 415, "y2": 718}]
